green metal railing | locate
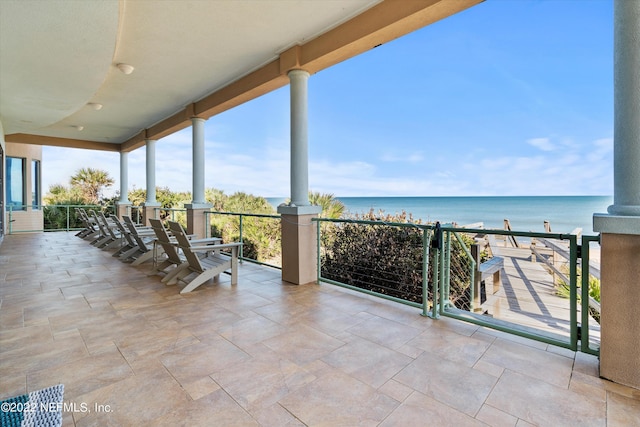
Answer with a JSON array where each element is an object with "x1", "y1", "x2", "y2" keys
[
  {"x1": 6, "y1": 204, "x2": 600, "y2": 354},
  {"x1": 436, "y1": 225, "x2": 580, "y2": 351},
  {"x1": 129, "y1": 208, "x2": 281, "y2": 269},
  {"x1": 7, "y1": 204, "x2": 114, "y2": 233},
  {"x1": 314, "y1": 217, "x2": 600, "y2": 355},
  {"x1": 153, "y1": 207, "x2": 187, "y2": 223},
  {"x1": 580, "y1": 234, "x2": 601, "y2": 356},
  {"x1": 205, "y1": 211, "x2": 281, "y2": 269},
  {"x1": 315, "y1": 217, "x2": 432, "y2": 311}
]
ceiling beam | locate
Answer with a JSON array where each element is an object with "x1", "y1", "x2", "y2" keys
[
  {"x1": 5, "y1": 133, "x2": 120, "y2": 152},
  {"x1": 194, "y1": 61, "x2": 289, "y2": 120},
  {"x1": 122, "y1": 0, "x2": 481, "y2": 152},
  {"x1": 299, "y1": 0, "x2": 482, "y2": 73},
  {"x1": 10, "y1": 0, "x2": 482, "y2": 153}
]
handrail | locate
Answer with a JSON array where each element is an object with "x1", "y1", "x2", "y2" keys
[
  {"x1": 314, "y1": 218, "x2": 576, "y2": 241},
  {"x1": 205, "y1": 210, "x2": 281, "y2": 270},
  {"x1": 313, "y1": 216, "x2": 599, "y2": 355},
  {"x1": 531, "y1": 244, "x2": 571, "y2": 284},
  {"x1": 532, "y1": 236, "x2": 601, "y2": 318},
  {"x1": 315, "y1": 217, "x2": 427, "y2": 311},
  {"x1": 6, "y1": 203, "x2": 113, "y2": 234},
  {"x1": 535, "y1": 237, "x2": 600, "y2": 280},
  {"x1": 206, "y1": 211, "x2": 280, "y2": 219}
]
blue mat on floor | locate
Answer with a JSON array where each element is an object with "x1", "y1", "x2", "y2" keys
[{"x1": 0, "y1": 384, "x2": 64, "y2": 427}]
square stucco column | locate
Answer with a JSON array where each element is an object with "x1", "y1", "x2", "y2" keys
[
  {"x1": 279, "y1": 208, "x2": 321, "y2": 285},
  {"x1": 186, "y1": 204, "x2": 211, "y2": 239},
  {"x1": 598, "y1": 232, "x2": 640, "y2": 388},
  {"x1": 115, "y1": 202, "x2": 130, "y2": 219},
  {"x1": 141, "y1": 203, "x2": 160, "y2": 226}
]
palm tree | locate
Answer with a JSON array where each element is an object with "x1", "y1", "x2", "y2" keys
[
  {"x1": 70, "y1": 168, "x2": 114, "y2": 204},
  {"x1": 205, "y1": 188, "x2": 228, "y2": 211},
  {"x1": 309, "y1": 192, "x2": 345, "y2": 219}
]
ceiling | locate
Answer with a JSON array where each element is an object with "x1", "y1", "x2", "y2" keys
[{"x1": 0, "y1": 0, "x2": 481, "y2": 152}]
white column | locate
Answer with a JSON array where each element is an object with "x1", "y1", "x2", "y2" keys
[
  {"x1": 118, "y1": 151, "x2": 129, "y2": 203},
  {"x1": 277, "y1": 68, "x2": 321, "y2": 285},
  {"x1": 595, "y1": 0, "x2": 640, "y2": 234},
  {"x1": 593, "y1": 0, "x2": 640, "y2": 390},
  {"x1": 289, "y1": 69, "x2": 310, "y2": 207},
  {"x1": 145, "y1": 139, "x2": 157, "y2": 204},
  {"x1": 192, "y1": 117, "x2": 206, "y2": 205},
  {"x1": 608, "y1": 0, "x2": 640, "y2": 217}
]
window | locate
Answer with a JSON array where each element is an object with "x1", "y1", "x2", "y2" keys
[
  {"x1": 32, "y1": 160, "x2": 41, "y2": 209},
  {"x1": 6, "y1": 157, "x2": 25, "y2": 210}
]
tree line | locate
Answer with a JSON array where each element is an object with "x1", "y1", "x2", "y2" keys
[
  {"x1": 45, "y1": 168, "x2": 475, "y2": 308},
  {"x1": 44, "y1": 167, "x2": 345, "y2": 218}
]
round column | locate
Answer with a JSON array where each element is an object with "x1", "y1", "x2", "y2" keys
[
  {"x1": 119, "y1": 151, "x2": 130, "y2": 203},
  {"x1": 289, "y1": 69, "x2": 310, "y2": 206},
  {"x1": 608, "y1": 0, "x2": 640, "y2": 216},
  {"x1": 145, "y1": 139, "x2": 157, "y2": 204},
  {"x1": 192, "y1": 117, "x2": 206, "y2": 205}
]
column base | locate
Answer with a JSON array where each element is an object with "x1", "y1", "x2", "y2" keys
[
  {"x1": 186, "y1": 204, "x2": 211, "y2": 239},
  {"x1": 115, "y1": 202, "x2": 131, "y2": 219},
  {"x1": 598, "y1": 232, "x2": 640, "y2": 389},
  {"x1": 594, "y1": 213, "x2": 640, "y2": 235},
  {"x1": 141, "y1": 203, "x2": 161, "y2": 226},
  {"x1": 279, "y1": 210, "x2": 321, "y2": 285}
]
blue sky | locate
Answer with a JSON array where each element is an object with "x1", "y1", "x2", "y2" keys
[{"x1": 43, "y1": 0, "x2": 614, "y2": 198}]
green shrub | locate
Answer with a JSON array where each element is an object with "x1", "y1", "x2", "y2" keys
[{"x1": 556, "y1": 267, "x2": 601, "y2": 323}]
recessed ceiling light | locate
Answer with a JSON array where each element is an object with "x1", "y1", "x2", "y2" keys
[
  {"x1": 73, "y1": 125, "x2": 84, "y2": 131},
  {"x1": 116, "y1": 63, "x2": 134, "y2": 75},
  {"x1": 88, "y1": 103, "x2": 103, "y2": 110}
]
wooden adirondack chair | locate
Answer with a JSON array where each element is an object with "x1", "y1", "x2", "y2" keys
[
  {"x1": 167, "y1": 221, "x2": 242, "y2": 293},
  {"x1": 148, "y1": 218, "x2": 190, "y2": 283},
  {"x1": 121, "y1": 215, "x2": 158, "y2": 265},
  {"x1": 109, "y1": 215, "x2": 140, "y2": 259},
  {"x1": 75, "y1": 208, "x2": 99, "y2": 240},
  {"x1": 89, "y1": 210, "x2": 119, "y2": 249}
]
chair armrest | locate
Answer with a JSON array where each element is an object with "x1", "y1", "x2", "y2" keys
[
  {"x1": 190, "y1": 237, "x2": 223, "y2": 245},
  {"x1": 189, "y1": 242, "x2": 243, "y2": 252}
]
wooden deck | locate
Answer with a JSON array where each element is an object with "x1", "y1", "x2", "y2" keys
[{"x1": 478, "y1": 240, "x2": 600, "y2": 348}]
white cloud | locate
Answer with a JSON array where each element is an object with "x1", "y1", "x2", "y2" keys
[
  {"x1": 587, "y1": 137, "x2": 613, "y2": 162},
  {"x1": 42, "y1": 132, "x2": 613, "y2": 199},
  {"x1": 461, "y1": 136, "x2": 613, "y2": 195},
  {"x1": 526, "y1": 137, "x2": 556, "y2": 151},
  {"x1": 380, "y1": 151, "x2": 424, "y2": 163},
  {"x1": 42, "y1": 147, "x2": 121, "y2": 194}
]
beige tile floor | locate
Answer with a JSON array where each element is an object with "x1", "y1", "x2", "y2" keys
[{"x1": 1, "y1": 232, "x2": 639, "y2": 426}]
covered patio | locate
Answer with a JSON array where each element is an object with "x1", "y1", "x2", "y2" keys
[
  {"x1": 1, "y1": 231, "x2": 639, "y2": 426},
  {"x1": 3, "y1": 0, "x2": 640, "y2": 412}
]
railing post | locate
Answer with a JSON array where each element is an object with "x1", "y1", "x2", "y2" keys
[
  {"x1": 439, "y1": 235, "x2": 446, "y2": 315},
  {"x1": 431, "y1": 247, "x2": 439, "y2": 319},
  {"x1": 239, "y1": 215, "x2": 244, "y2": 261},
  {"x1": 471, "y1": 244, "x2": 481, "y2": 312},
  {"x1": 8, "y1": 206, "x2": 13, "y2": 235},
  {"x1": 66, "y1": 205, "x2": 70, "y2": 231},
  {"x1": 430, "y1": 223, "x2": 442, "y2": 318},
  {"x1": 580, "y1": 235, "x2": 600, "y2": 355},
  {"x1": 569, "y1": 234, "x2": 578, "y2": 351},
  {"x1": 444, "y1": 231, "x2": 452, "y2": 307},
  {"x1": 422, "y1": 228, "x2": 431, "y2": 317},
  {"x1": 581, "y1": 239, "x2": 590, "y2": 353},
  {"x1": 316, "y1": 219, "x2": 322, "y2": 285}
]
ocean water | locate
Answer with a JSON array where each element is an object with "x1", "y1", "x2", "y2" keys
[{"x1": 267, "y1": 196, "x2": 613, "y2": 234}]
